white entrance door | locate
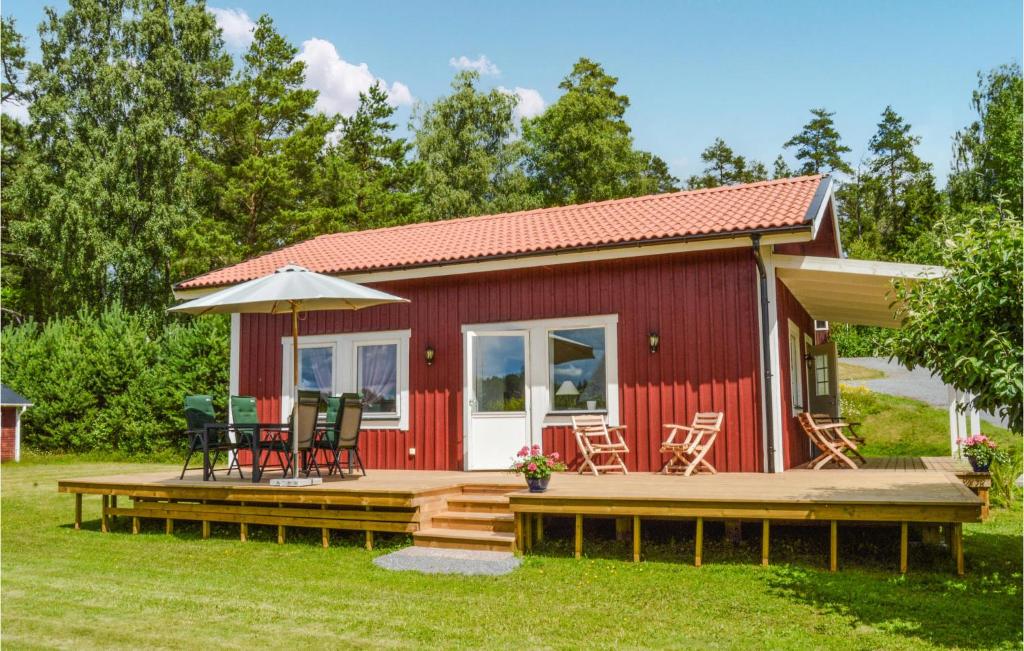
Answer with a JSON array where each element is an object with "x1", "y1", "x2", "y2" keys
[{"x1": 465, "y1": 330, "x2": 530, "y2": 470}]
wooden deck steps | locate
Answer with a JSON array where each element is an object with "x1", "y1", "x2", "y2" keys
[{"x1": 412, "y1": 487, "x2": 516, "y2": 551}]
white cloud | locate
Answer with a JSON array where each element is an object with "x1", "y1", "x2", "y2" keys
[
  {"x1": 449, "y1": 54, "x2": 500, "y2": 76},
  {"x1": 499, "y1": 86, "x2": 545, "y2": 121},
  {"x1": 208, "y1": 7, "x2": 256, "y2": 49},
  {"x1": 297, "y1": 38, "x2": 413, "y2": 117}
]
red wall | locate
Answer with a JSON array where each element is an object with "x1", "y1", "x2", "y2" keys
[
  {"x1": 776, "y1": 279, "x2": 815, "y2": 469},
  {"x1": 1, "y1": 407, "x2": 17, "y2": 462},
  {"x1": 774, "y1": 205, "x2": 841, "y2": 258},
  {"x1": 238, "y1": 249, "x2": 765, "y2": 473}
]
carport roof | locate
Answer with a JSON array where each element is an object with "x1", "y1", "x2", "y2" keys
[{"x1": 774, "y1": 254, "x2": 946, "y2": 328}]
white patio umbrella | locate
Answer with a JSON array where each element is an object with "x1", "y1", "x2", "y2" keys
[{"x1": 169, "y1": 264, "x2": 409, "y2": 480}]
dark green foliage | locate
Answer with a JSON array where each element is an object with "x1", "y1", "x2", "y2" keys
[
  {"x1": 179, "y1": 14, "x2": 335, "y2": 280},
  {"x1": 948, "y1": 63, "x2": 1023, "y2": 212},
  {"x1": 888, "y1": 206, "x2": 1023, "y2": 432},
  {"x1": 783, "y1": 108, "x2": 853, "y2": 175},
  {"x1": 3, "y1": 0, "x2": 230, "y2": 321},
  {"x1": 522, "y1": 58, "x2": 677, "y2": 205},
  {"x1": 1, "y1": 305, "x2": 229, "y2": 453},
  {"x1": 686, "y1": 138, "x2": 768, "y2": 189}
]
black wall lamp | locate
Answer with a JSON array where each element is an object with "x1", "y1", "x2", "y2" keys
[
  {"x1": 424, "y1": 346, "x2": 436, "y2": 366},
  {"x1": 648, "y1": 332, "x2": 660, "y2": 354}
]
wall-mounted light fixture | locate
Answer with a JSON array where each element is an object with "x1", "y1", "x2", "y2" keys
[
  {"x1": 648, "y1": 331, "x2": 660, "y2": 354},
  {"x1": 424, "y1": 346, "x2": 436, "y2": 366}
]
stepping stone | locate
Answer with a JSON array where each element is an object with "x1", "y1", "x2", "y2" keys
[{"x1": 373, "y1": 546, "x2": 521, "y2": 575}]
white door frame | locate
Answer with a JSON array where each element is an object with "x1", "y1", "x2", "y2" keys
[{"x1": 463, "y1": 329, "x2": 531, "y2": 470}]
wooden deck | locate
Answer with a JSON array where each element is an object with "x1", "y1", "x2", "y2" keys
[{"x1": 58, "y1": 460, "x2": 983, "y2": 574}]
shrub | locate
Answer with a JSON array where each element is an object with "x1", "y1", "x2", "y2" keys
[
  {"x1": 990, "y1": 453, "x2": 1023, "y2": 507},
  {"x1": 1, "y1": 304, "x2": 228, "y2": 454}
]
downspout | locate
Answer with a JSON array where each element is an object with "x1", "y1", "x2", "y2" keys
[{"x1": 751, "y1": 234, "x2": 776, "y2": 473}]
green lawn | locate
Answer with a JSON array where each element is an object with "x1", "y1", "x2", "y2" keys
[
  {"x1": 838, "y1": 361, "x2": 887, "y2": 381},
  {"x1": 2, "y1": 455, "x2": 1021, "y2": 649},
  {"x1": 840, "y1": 385, "x2": 1018, "y2": 459}
]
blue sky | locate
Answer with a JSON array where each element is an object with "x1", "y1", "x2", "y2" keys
[{"x1": 4, "y1": 1, "x2": 1021, "y2": 184}]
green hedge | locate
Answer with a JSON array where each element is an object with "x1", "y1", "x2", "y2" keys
[{"x1": 1, "y1": 305, "x2": 229, "y2": 454}]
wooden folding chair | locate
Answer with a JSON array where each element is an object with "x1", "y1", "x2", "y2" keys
[
  {"x1": 811, "y1": 413, "x2": 866, "y2": 447},
  {"x1": 571, "y1": 414, "x2": 629, "y2": 476},
  {"x1": 797, "y1": 412, "x2": 860, "y2": 469},
  {"x1": 660, "y1": 412, "x2": 723, "y2": 475}
]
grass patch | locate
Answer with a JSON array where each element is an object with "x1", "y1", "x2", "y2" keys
[
  {"x1": 840, "y1": 385, "x2": 1018, "y2": 458},
  {"x1": 838, "y1": 361, "x2": 886, "y2": 381},
  {"x1": 2, "y1": 459, "x2": 1022, "y2": 649}
]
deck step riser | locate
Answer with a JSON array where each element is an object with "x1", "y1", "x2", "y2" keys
[
  {"x1": 413, "y1": 537, "x2": 514, "y2": 552},
  {"x1": 447, "y1": 497, "x2": 511, "y2": 514},
  {"x1": 460, "y1": 486, "x2": 517, "y2": 496},
  {"x1": 431, "y1": 516, "x2": 514, "y2": 533}
]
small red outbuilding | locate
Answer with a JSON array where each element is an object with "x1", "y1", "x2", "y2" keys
[{"x1": 1, "y1": 384, "x2": 32, "y2": 463}]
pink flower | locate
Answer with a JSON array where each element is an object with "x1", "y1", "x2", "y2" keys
[
  {"x1": 550, "y1": 452, "x2": 560, "y2": 461},
  {"x1": 518, "y1": 446, "x2": 530, "y2": 457},
  {"x1": 531, "y1": 444, "x2": 541, "y2": 453},
  {"x1": 527, "y1": 462, "x2": 538, "y2": 472}
]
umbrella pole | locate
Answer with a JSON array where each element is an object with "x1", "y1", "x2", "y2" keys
[{"x1": 291, "y1": 302, "x2": 299, "y2": 479}]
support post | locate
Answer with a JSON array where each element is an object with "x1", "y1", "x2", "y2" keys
[
  {"x1": 632, "y1": 516, "x2": 641, "y2": 563},
  {"x1": 761, "y1": 520, "x2": 770, "y2": 566},
  {"x1": 514, "y1": 513, "x2": 523, "y2": 556},
  {"x1": 132, "y1": 517, "x2": 140, "y2": 535},
  {"x1": 829, "y1": 520, "x2": 838, "y2": 572},
  {"x1": 166, "y1": 519, "x2": 174, "y2": 535},
  {"x1": 74, "y1": 494, "x2": 82, "y2": 530},
  {"x1": 953, "y1": 523, "x2": 964, "y2": 576},
  {"x1": 899, "y1": 522, "x2": 908, "y2": 574},
  {"x1": 535, "y1": 514, "x2": 544, "y2": 543},
  {"x1": 525, "y1": 512, "x2": 533, "y2": 553},
  {"x1": 365, "y1": 530, "x2": 374, "y2": 551},
  {"x1": 202, "y1": 520, "x2": 211, "y2": 540},
  {"x1": 694, "y1": 518, "x2": 703, "y2": 567},
  {"x1": 574, "y1": 514, "x2": 583, "y2": 559},
  {"x1": 322, "y1": 528, "x2": 330, "y2": 548},
  {"x1": 239, "y1": 522, "x2": 247, "y2": 542},
  {"x1": 277, "y1": 525, "x2": 285, "y2": 545},
  {"x1": 101, "y1": 495, "x2": 109, "y2": 533}
]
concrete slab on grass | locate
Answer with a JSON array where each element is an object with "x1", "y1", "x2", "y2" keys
[{"x1": 373, "y1": 546, "x2": 521, "y2": 576}]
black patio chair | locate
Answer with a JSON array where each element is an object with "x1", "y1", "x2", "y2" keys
[
  {"x1": 231, "y1": 395, "x2": 285, "y2": 481},
  {"x1": 180, "y1": 395, "x2": 233, "y2": 480},
  {"x1": 268, "y1": 389, "x2": 324, "y2": 477},
  {"x1": 333, "y1": 394, "x2": 366, "y2": 476},
  {"x1": 314, "y1": 393, "x2": 363, "y2": 476}
]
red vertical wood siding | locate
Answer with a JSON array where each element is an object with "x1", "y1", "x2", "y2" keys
[
  {"x1": 774, "y1": 206, "x2": 841, "y2": 258},
  {"x1": 238, "y1": 249, "x2": 765, "y2": 472},
  {"x1": 1, "y1": 407, "x2": 17, "y2": 462},
  {"x1": 775, "y1": 279, "x2": 815, "y2": 469}
]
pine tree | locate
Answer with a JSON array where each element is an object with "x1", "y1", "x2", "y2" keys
[
  {"x1": 772, "y1": 155, "x2": 793, "y2": 179},
  {"x1": 686, "y1": 138, "x2": 765, "y2": 188},
  {"x1": 182, "y1": 14, "x2": 335, "y2": 280},
  {"x1": 310, "y1": 83, "x2": 424, "y2": 233},
  {"x1": 413, "y1": 70, "x2": 535, "y2": 220},
  {"x1": 523, "y1": 58, "x2": 677, "y2": 205},
  {"x1": 783, "y1": 108, "x2": 853, "y2": 175}
]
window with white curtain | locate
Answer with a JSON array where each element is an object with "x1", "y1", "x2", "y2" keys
[
  {"x1": 282, "y1": 330, "x2": 410, "y2": 429},
  {"x1": 788, "y1": 320, "x2": 805, "y2": 414},
  {"x1": 356, "y1": 342, "x2": 399, "y2": 416}
]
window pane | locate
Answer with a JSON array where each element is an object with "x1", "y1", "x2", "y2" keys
[
  {"x1": 549, "y1": 328, "x2": 607, "y2": 411},
  {"x1": 299, "y1": 347, "x2": 333, "y2": 392},
  {"x1": 473, "y1": 335, "x2": 526, "y2": 412},
  {"x1": 358, "y1": 344, "x2": 398, "y2": 414}
]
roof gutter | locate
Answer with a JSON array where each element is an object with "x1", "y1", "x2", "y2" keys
[{"x1": 751, "y1": 233, "x2": 776, "y2": 473}]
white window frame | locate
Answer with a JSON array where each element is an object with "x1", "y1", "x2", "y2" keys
[
  {"x1": 787, "y1": 319, "x2": 805, "y2": 416},
  {"x1": 461, "y1": 314, "x2": 619, "y2": 441},
  {"x1": 546, "y1": 325, "x2": 611, "y2": 416},
  {"x1": 353, "y1": 339, "x2": 402, "y2": 419},
  {"x1": 804, "y1": 332, "x2": 815, "y2": 405},
  {"x1": 814, "y1": 319, "x2": 829, "y2": 332},
  {"x1": 281, "y1": 329, "x2": 411, "y2": 430}
]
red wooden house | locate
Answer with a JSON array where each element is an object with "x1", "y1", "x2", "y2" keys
[{"x1": 174, "y1": 175, "x2": 941, "y2": 473}]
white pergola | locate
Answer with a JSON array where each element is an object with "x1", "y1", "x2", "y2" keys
[{"x1": 774, "y1": 254, "x2": 978, "y2": 455}]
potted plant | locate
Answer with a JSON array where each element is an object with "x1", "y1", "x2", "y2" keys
[
  {"x1": 511, "y1": 444, "x2": 566, "y2": 492},
  {"x1": 958, "y1": 434, "x2": 1006, "y2": 472}
]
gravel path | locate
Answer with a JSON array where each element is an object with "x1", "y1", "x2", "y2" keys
[
  {"x1": 841, "y1": 357, "x2": 1008, "y2": 428},
  {"x1": 373, "y1": 546, "x2": 521, "y2": 575}
]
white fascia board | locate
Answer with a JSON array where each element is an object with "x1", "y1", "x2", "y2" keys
[
  {"x1": 772, "y1": 254, "x2": 946, "y2": 279},
  {"x1": 172, "y1": 231, "x2": 812, "y2": 300}
]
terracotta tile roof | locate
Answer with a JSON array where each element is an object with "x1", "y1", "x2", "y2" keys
[{"x1": 176, "y1": 174, "x2": 827, "y2": 289}]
